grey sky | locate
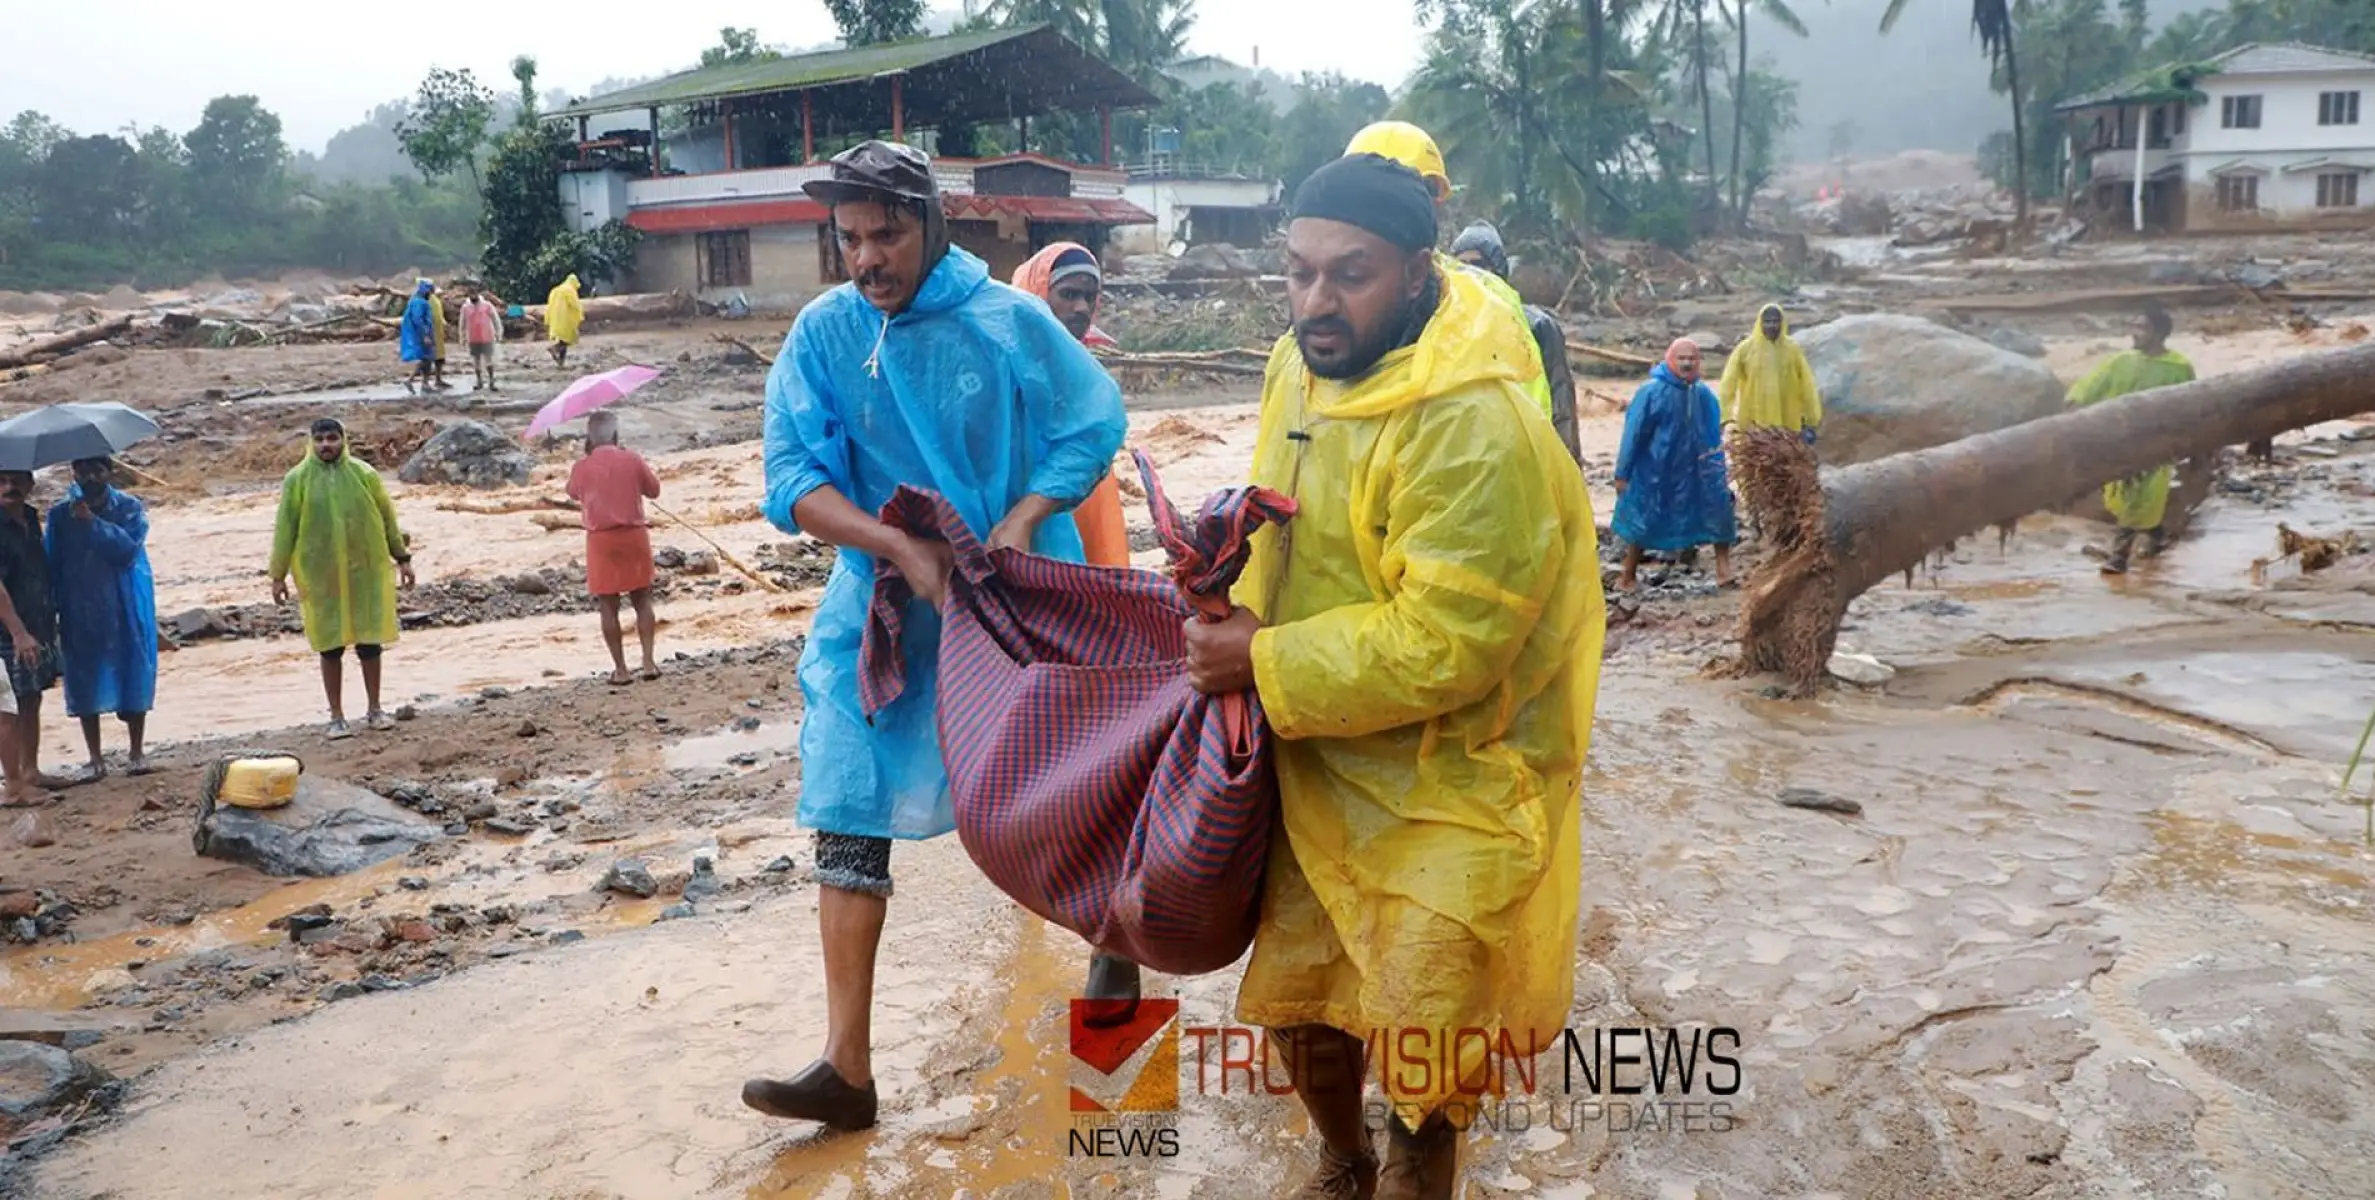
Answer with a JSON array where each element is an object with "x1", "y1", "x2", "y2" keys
[{"x1": 4, "y1": 1, "x2": 1426, "y2": 155}]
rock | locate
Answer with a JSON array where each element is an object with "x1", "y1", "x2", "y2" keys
[
  {"x1": 2145, "y1": 261, "x2": 2207, "y2": 286},
  {"x1": 1831, "y1": 191, "x2": 1893, "y2": 236},
  {"x1": 481, "y1": 686, "x2": 511, "y2": 700},
  {"x1": 194, "y1": 774, "x2": 445, "y2": 877},
  {"x1": 1796, "y1": 315, "x2": 2069, "y2": 467},
  {"x1": 762, "y1": 856, "x2": 795, "y2": 874},
  {"x1": 2229, "y1": 263, "x2": 2283, "y2": 290},
  {"x1": 504, "y1": 573, "x2": 553, "y2": 596},
  {"x1": 392, "y1": 704, "x2": 419, "y2": 722},
  {"x1": 0, "y1": 1041, "x2": 110, "y2": 1129},
  {"x1": 515, "y1": 720, "x2": 542, "y2": 738},
  {"x1": 10, "y1": 811, "x2": 57, "y2": 849},
  {"x1": 396, "y1": 420, "x2": 535, "y2": 490},
  {"x1": 396, "y1": 876, "x2": 429, "y2": 891},
  {"x1": 1827, "y1": 651, "x2": 1896, "y2": 686},
  {"x1": 1168, "y1": 242, "x2": 1260, "y2": 280},
  {"x1": 656, "y1": 903, "x2": 696, "y2": 922},
  {"x1": 682, "y1": 551, "x2": 719, "y2": 577},
  {"x1": 0, "y1": 1011, "x2": 106, "y2": 1052},
  {"x1": 0, "y1": 892, "x2": 37, "y2": 920},
  {"x1": 549, "y1": 929, "x2": 585, "y2": 945},
  {"x1": 653, "y1": 546, "x2": 687, "y2": 569},
  {"x1": 1777, "y1": 787, "x2": 1864, "y2": 816},
  {"x1": 1983, "y1": 326, "x2": 2048, "y2": 359},
  {"x1": 600, "y1": 858, "x2": 659, "y2": 899},
  {"x1": 391, "y1": 920, "x2": 437, "y2": 944},
  {"x1": 683, "y1": 856, "x2": 724, "y2": 903},
  {"x1": 168, "y1": 605, "x2": 228, "y2": 641},
  {"x1": 484, "y1": 816, "x2": 535, "y2": 837}
]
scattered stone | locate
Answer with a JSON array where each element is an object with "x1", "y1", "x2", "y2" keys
[
  {"x1": 600, "y1": 858, "x2": 659, "y2": 899},
  {"x1": 504, "y1": 573, "x2": 553, "y2": 596},
  {"x1": 396, "y1": 420, "x2": 535, "y2": 489},
  {"x1": 682, "y1": 551, "x2": 720, "y2": 577},
  {"x1": 493, "y1": 765, "x2": 530, "y2": 789},
  {"x1": 654, "y1": 546, "x2": 687, "y2": 570},
  {"x1": 481, "y1": 686, "x2": 512, "y2": 700},
  {"x1": 726, "y1": 752, "x2": 761, "y2": 768},
  {"x1": 462, "y1": 802, "x2": 499, "y2": 822},
  {"x1": 170, "y1": 607, "x2": 233, "y2": 641},
  {"x1": 515, "y1": 720, "x2": 542, "y2": 739},
  {"x1": 393, "y1": 705, "x2": 419, "y2": 722},
  {"x1": 715, "y1": 900, "x2": 754, "y2": 914},
  {"x1": 483, "y1": 817, "x2": 535, "y2": 837},
  {"x1": 396, "y1": 876, "x2": 429, "y2": 892},
  {"x1": 317, "y1": 981, "x2": 366, "y2": 1003},
  {"x1": 0, "y1": 892, "x2": 38, "y2": 920},
  {"x1": 0, "y1": 1041, "x2": 112, "y2": 1126},
  {"x1": 1827, "y1": 651, "x2": 1896, "y2": 686},
  {"x1": 482, "y1": 905, "x2": 517, "y2": 925},
  {"x1": 391, "y1": 921, "x2": 438, "y2": 944},
  {"x1": 358, "y1": 974, "x2": 407, "y2": 993},
  {"x1": 683, "y1": 857, "x2": 724, "y2": 903},
  {"x1": 762, "y1": 856, "x2": 795, "y2": 874},
  {"x1": 195, "y1": 775, "x2": 445, "y2": 878},
  {"x1": 656, "y1": 903, "x2": 696, "y2": 922},
  {"x1": 295, "y1": 922, "x2": 345, "y2": 946},
  {"x1": 487, "y1": 943, "x2": 526, "y2": 959},
  {"x1": 548, "y1": 929, "x2": 585, "y2": 945},
  {"x1": 10, "y1": 812, "x2": 57, "y2": 849},
  {"x1": 734, "y1": 715, "x2": 762, "y2": 732},
  {"x1": 1778, "y1": 788, "x2": 1863, "y2": 816}
]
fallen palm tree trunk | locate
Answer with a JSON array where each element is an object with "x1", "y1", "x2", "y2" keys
[
  {"x1": 1566, "y1": 339, "x2": 1657, "y2": 370},
  {"x1": 0, "y1": 316, "x2": 136, "y2": 369},
  {"x1": 1732, "y1": 342, "x2": 2375, "y2": 692}
]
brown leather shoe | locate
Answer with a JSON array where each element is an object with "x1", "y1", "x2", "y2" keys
[
  {"x1": 741, "y1": 1059, "x2": 878, "y2": 1130},
  {"x1": 1378, "y1": 1113, "x2": 1458, "y2": 1200},
  {"x1": 1291, "y1": 1140, "x2": 1380, "y2": 1199}
]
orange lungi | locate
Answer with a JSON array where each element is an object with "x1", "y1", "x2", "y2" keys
[
  {"x1": 585, "y1": 526, "x2": 655, "y2": 597},
  {"x1": 1076, "y1": 475, "x2": 1130, "y2": 567}
]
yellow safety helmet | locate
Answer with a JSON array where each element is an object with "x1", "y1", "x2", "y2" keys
[{"x1": 1344, "y1": 121, "x2": 1451, "y2": 204}]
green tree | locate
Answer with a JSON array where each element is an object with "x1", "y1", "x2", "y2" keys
[
  {"x1": 39, "y1": 134, "x2": 141, "y2": 243},
  {"x1": 2003, "y1": 0, "x2": 2131, "y2": 200},
  {"x1": 701, "y1": 27, "x2": 780, "y2": 67},
  {"x1": 823, "y1": 0, "x2": 927, "y2": 45},
  {"x1": 397, "y1": 67, "x2": 498, "y2": 196},
  {"x1": 1276, "y1": 73, "x2": 1392, "y2": 197},
  {"x1": 480, "y1": 122, "x2": 638, "y2": 299},
  {"x1": 1722, "y1": 0, "x2": 1807, "y2": 222},
  {"x1": 184, "y1": 95, "x2": 287, "y2": 224},
  {"x1": 511, "y1": 56, "x2": 543, "y2": 127},
  {"x1": 1171, "y1": 81, "x2": 1278, "y2": 175}
]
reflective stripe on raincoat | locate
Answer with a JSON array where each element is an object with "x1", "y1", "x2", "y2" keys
[
  {"x1": 764, "y1": 245, "x2": 1128, "y2": 842},
  {"x1": 269, "y1": 448, "x2": 408, "y2": 654},
  {"x1": 546, "y1": 275, "x2": 584, "y2": 345},
  {"x1": 2067, "y1": 347, "x2": 2196, "y2": 530},
  {"x1": 1231, "y1": 262, "x2": 1606, "y2": 1122},
  {"x1": 1718, "y1": 303, "x2": 1822, "y2": 433}
]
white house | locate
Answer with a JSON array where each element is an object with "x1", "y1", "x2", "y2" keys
[{"x1": 2057, "y1": 42, "x2": 2375, "y2": 234}]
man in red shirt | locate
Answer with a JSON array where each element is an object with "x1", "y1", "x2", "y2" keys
[{"x1": 566, "y1": 411, "x2": 662, "y2": 684}]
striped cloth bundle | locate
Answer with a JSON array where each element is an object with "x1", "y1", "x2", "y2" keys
[{"x1": 859, "y1": 452, "x2": 1295, "y2": 975}]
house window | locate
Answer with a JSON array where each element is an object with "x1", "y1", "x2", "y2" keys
[
  {"x1": 2318, "y1": 172, "x2": 2362, "y2": 209},
  {"x1": 2320, "y1": 91, "x2": 2363, "y2": 126},
  {"x1": 2221, "y1": 95, "x2": 2263, "y2": 129},
  {"x1": 2217, "y1": 174, "x2": 2260, "y2": 212},
  {"x1": 2173, "y1": 104, "x2": 2186, "y2": 136},
  {"x1": 697, "y1": 230, "x2": 752, "y2": 289}
]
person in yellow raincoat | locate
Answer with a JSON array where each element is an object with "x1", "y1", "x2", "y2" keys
[
  {"x1": 268, "y1": 418, "x2": 415, "y2": 739},
  {"x1": 1344, "y1": 121, "x2": 1556, "y2": 424},
  {"x1": 424, "y1": 280, "x2": 451, "y2": 392},
  {"x1": 546, "y1": 273, "x2": 585, "y2": 368},
  {"x1": 1718, "y1": 303, "x2": 1821, "y2": 440},
  {"x1": 2067, "y1": 304, "x2": 2195, "y2": 574},
  {"x1": 1185, "y1": 154, "x2": 1604, "y2": 1198}
]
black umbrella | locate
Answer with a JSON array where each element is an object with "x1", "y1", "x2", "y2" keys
[{"x1": 0, "y1": 403, "x2": 162, "y2": 472}]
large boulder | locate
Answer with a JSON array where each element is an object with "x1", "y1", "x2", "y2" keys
[
  {"x1": 193, "y1": 771, "x2": 445, "y2": 877},
  {"x1": 0, "y1": 1041, "x2": 110, "y2": 1133},
  {"x1": 398, "y1": 420, "x2": 534, "y2": 490},
  {"x1": 1796, "y1": 314, "x2": 2068, "y2": 466}
]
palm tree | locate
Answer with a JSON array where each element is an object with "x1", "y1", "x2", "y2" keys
[
  {"x1": 1725, "y1": 0, "x2": 1808, "y2": 222},
  {"x1": 1883, "y1": 0, "x2": 2028, "y2": 230}
]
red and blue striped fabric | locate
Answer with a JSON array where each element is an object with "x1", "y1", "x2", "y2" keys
[{"x1": 859, "y1": 453, "x2": 1295, "y2": 975}]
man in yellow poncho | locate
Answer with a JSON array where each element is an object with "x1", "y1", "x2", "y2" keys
[
  {"x1": 1344, "y1": 121, "x2": 1557, "y2": 424},
  {"x1": 269, "y1": 418, "x2": 416, "y2": 739},
  {"x1": 2067, "y1": 305, "x2": 2196, "y2": 574},
  {"x1": 425, "y1": 280, "x2": 452, "y2": 392},
  {"x1": 1185, "y1": 155, "x2": 1604, "y2": 1198},
  {"x1": 1718, "y1": 303, "x2": 1821, "y2": 440},
  {"x1": 546, "y1": 273, "x2": 584, "y2": 368}
]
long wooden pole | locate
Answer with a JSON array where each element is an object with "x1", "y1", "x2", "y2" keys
[{"x1": 647, "y1": 500, "x2": 784, "y2": 593}]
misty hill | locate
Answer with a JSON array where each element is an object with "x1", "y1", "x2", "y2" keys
[{"x1": 1759, "y1": 0, "x2": 2222, "y2": 163}]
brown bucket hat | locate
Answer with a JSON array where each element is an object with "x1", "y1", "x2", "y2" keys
[{"x1": 802, "y1": 140, "x2": 939, "y2": 207}]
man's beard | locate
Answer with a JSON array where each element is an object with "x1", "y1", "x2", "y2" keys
[{"x1": 1296, "y1": 289, "x2": 1431, "y2": 382}]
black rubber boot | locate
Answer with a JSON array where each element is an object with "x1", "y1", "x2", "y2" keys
[{"x1": 1081, "y1": 953, "x2": 1142, "y2": 1028}]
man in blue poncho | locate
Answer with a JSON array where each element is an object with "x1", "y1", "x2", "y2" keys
[
  {"x1": 46, "y1": 457, "x2": 157, "y2": 780},
  {"x1": 1613, "y1": 338, "x2": 1737, "y2": 591},
  {"x1": 399, "y1": 280, "x2": 436, "y2": 395},
  {"x1": 742, "y1": 141, "x2": 1127, "y2": 1131}
]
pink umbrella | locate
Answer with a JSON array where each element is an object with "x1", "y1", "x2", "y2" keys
[{"x1": 522, "y1": 364, "x2": 662, "y2": 440}]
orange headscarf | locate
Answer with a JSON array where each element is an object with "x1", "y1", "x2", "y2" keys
[
  {"x1": 1663, "y1": 337, "x2": 1703, "y2": 383},
  {"x1": 1012, "y1": 243, "x2": 1130, "y2": 566}
]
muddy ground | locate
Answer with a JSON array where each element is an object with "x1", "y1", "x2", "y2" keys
[{"x1": 5, "y1": 234, "x2": 2375, "y2": 1197}]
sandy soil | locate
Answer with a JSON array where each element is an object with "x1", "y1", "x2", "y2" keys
[{"x1": 7, "y1": 274, "x2": 2375, "y2": 1196}]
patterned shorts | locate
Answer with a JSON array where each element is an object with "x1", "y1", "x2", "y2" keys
[
  {"x1": 813, "y1": 832, "x2": 893, "y2": 898},
  {"x1": 0, "y1": 635, "x2": 57, "y2": 701}
]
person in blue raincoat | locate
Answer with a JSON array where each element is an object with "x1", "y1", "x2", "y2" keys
[
  {"x1": 1613, "y1": 338, "x2": 1738, "y2": 591},
  {"x1": 398, "y1": 280, "x2": 435, "y2": 395},
  {"x1": 743, "y1": 141, "x2": 1127, "y2": 1132},
  {"x1": 46, "y1": 457, "x2": 157, "y2": 780}
]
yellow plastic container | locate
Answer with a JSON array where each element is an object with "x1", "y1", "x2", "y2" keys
[{"x1": 217, "y1": 756, "x2": 301, "y2": 809}]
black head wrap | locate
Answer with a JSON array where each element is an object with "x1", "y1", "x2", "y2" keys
[
  {"x1": 310, "y1": 417, "x2": 345, "y2": 438},
  {"x1": 1290, "y1": 154, "x2": 1439, "y2": 254}
]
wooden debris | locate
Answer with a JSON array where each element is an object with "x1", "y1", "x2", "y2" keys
[
  {"x1": 0, "y1": 315, "x2": 135, "y2": 370},
  {"x1": 710, "y1": 334, "x2": 776, "y2": 366},
  {"x1": 649, "y1": 500, "x2": 782, "y2": 593},
  {"x1": 2278, "y1": 523, "x2": 2361, "y2": 573},
  {"x1": 1565, "y1": 340, "x2": 1657, "y2": 370},
  {"x1": 528, "y1": 513, "x2": 579, "y2": 532},
  {"x1": 438, "y1": 496, "x2": 580, "y2": 516}
]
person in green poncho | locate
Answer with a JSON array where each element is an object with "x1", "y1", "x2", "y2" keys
[
  {"x1": 268, "y1": 418, "x2": 416, "y2": 739},
  {"x1": 2066, "y1": 305, "x2": 2196, "y2": 575}
]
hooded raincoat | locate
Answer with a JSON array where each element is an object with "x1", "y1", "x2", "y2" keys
[
  {"x1": 546, "y1": 275, "x2": 584, "y2": 346},
  {"x1": 1011, "y1": 243, "x2": 1131, "y2": 567},
  {"x1": 2067, "y1": 347, "x2": 2196, "y2": 530},
  {"x1": 269, "y1": 446, "x2": 409, "y2": 653},
  {"x1": 1718, "y1": 304, "x2": 1823, "y2": 436},
  {"x1": 764, "y1": 245, "x2": 1128, "y2": 841},
  {"x1": 1614, "y1": 360, "x2": 1738, "y2": 553},
  {"x1": 399, "y1": 284, "x2": 434, "y2": 364},
  {"x1": 1450, "y1": 222, "x2": 1581, "y2": 463},
  {"x1": 46, "y1": 484, "x2": 156, "y2": 718},
  {"x1": 1231, "y1": 263, "x2": 1605, "y2": 1123},
  {"x1": 427, "y1": 286, "x2": 449, "y2": 360}
]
